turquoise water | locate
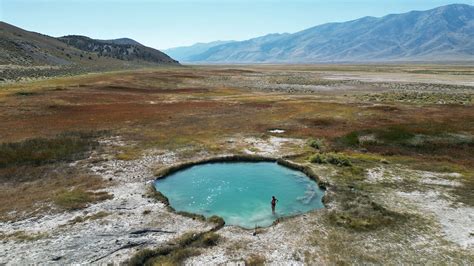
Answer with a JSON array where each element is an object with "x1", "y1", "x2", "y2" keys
[{"x1": 154, "y1": 162, "x2": 325, "y2": 229}]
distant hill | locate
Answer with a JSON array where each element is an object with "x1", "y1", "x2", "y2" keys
[
  {"x1": 58, "y1": 35, "x2": 177, "y2": 64},
  {"x1": 101, "y1": 38, "x2": 142, "y2": 46},
  {"x1": 183, "y1": 4, "x2": 474, "y2": 63},
  {"x1": 0, "y1": 22, "x2": 179, "y2": 67},
  {"x1": 164, "y1": 40, "x2": 235, "y2": 62}
]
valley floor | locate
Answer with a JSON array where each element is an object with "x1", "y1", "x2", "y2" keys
[{"x1": 0, "y1": 65, "x2": 473, "y2": 264}]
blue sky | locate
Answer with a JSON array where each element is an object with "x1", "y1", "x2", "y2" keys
[{"x1": 1, "y1": 0, "x2": 473, "y2": 49}]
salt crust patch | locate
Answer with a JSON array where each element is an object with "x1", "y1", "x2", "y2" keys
[
  {"x1": 397, "y1": 190, "x2": 474, "y2": 248},
  {"x1": 243, "y1": 136, "x2": 304, "y2": 156}
]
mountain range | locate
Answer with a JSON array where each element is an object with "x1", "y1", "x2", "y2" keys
[
  {"x1": 169, "y1": 4, "x2": 474, "y2": 63},
  {"x1": 164, "y1": 40, "x2": 236, "y2": 62},
  {"x1": 1, "y1": 3, "x2": 473, "y2": 68}
]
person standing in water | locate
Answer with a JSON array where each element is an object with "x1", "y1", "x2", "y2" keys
[{"x1": 271, "y1": 196, "x2": 278, "y2": 215}]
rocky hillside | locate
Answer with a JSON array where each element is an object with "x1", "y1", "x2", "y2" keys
[
  {"x1": 0, "y1": 22, "x2": 178, "y2": 68},
  {"x1": 1, "y1": 22, "x2": 76, "y2": 66},
  {"x1": 58, "y1": 35, "x2": 177, "y2": 64},
  {"x1": 184, "y1": 4, "x2": 474, "y2": 63}
]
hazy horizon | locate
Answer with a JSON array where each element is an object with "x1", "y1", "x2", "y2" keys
[{"x1": 1, "y1": 0, "x2": 473, "y2": 50}]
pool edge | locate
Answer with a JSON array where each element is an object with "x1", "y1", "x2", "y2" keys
[{"x1": 150, "y1": 154, "x2": 331, "y2": 230}]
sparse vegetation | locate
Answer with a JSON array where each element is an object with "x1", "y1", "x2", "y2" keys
[
  {"x1": 0, "y1": 231, "x2": 49, "y2": 242},
  {"x1": 334, "y1": 165, "x2": 366, "y2": 183},
  {"x1": 116, "y1": 146, "x2": 143, "y2": 161},
  {"x1": 0, "y1": 169, "x2": 110, "y2": 221},
  {"x1": 128, "y1": 231, "x2": 220, "y2": 265},
  {"x1": 54, "y1": 188, "x2": 112, "y2": 210},
  {"x1": 327, "y1": 189, "x2": 405, "y2": 231},
  {"x1": 14, "y1": 91, "x2": 37, "y2": 96},
  {"x1": 146, "y1": 184, "x2": 170, "y2": 206},
  {"x1": 358, "y1": 91, "x2": 472, "y2": 105},
  {"x1": 0, "y1": 132, "x2": 100, "y2": 168},
  {"x1": 270, "y1": 75, "x2": 345, "y2": 86},
  {"x1": 196, "y1": 231, "x2": 220, "y2": 247},
  {"x1": 336, "y1": 125, "x2": 474, "y2": 166},
  {"x1": 309, "y1": 152, "x2": 352, "y2": 166},
  {"x1": 308, "y1": 138, "x2": 326, "y2": 150},
  {"x1": 176, "y1": 211, "x2": 206, "y2": 221},
  {"x1": 66, "y1": 211, "x2": 110, "y2": 225},
  {"x1": 207, "y1": 215, "x2": 225, "y2": 229},
  {"x1": 147, "y1": 248, "x2": 200, "y2": 266},
  {"x1": 245, "y1": 254, "x2": 266, "y2": 266}
]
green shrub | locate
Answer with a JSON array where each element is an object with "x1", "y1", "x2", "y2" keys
[
  {"x1": 338, "y1": 131, "x2": 360, "y2": 147},
  {"x1": 309, "y1": 153, "x2": 352, "y2": 167},
  {"x1": 308, "y1": 138, "x2": 325, "y2": 150},
  {"x1": 309, "y1": 153, "x2": 326, "y2": 164},
  {"x1": 326, "y1": 153, "x2": 352, "y2": 167},
  {"x1": 377, "y1": 126, "x2": 414, "y2": 142}
]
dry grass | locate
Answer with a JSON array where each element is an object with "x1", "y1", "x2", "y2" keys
[
  {"x1": 54, "y1": 188, "x2": 112, "y2": 210},
  {"x1": 0, "y1": 130, "x2": 111, "y2": 221},
  {"x1": 0, "y1": 131, "x2": 100, "y2": 167},
  {"x1": 0, "y1": 230, "x2": 49, "y2": 242},
  {"x1": 0, "y1": 168, "x2": 111, "y2": 221},
  {"x1": 115, "y1": 147, "x2": 143, "y2": 161},
  {"x1": 128, "y1": 231, "x2": 220, "y2": 266},
  {"x1": 245, "y1": 254, "x2": 266, "y2": 266},
  {"x1": 326, "y1": 189, "x2": 405, "y2": 231}
]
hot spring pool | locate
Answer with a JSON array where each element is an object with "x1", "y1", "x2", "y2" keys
[{"x1": 154, "y1": 161, "x2": 325, "y2": 229}]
